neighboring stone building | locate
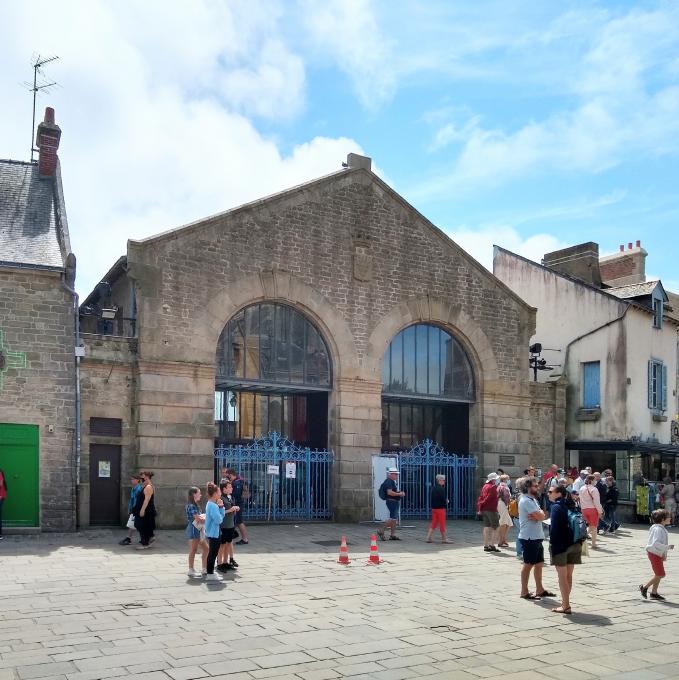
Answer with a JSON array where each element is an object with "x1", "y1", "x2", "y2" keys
[
  {"x1": 494, "y1": 241, "x2": 679, "y2": 518},
  {"x1": 0, "y1": 108, "x2": 77, "y2": 532},
  {"x1": 79, "y1": 153, "x2": 551, "y2": 527}
]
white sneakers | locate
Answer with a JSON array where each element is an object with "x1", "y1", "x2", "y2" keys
[
  {"x1": 187, "y1": 569, "x2": 200, "y2": 578},
  {"x1": 205, "y1": 573, "x2": 221, "y2": 582}
]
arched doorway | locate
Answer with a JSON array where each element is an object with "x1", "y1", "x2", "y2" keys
[
  {"x1": 215, "y1": 302, "x2": 332, "y2": 449},
  {"x1": 381, "y1": 323, "x2": 474, "y2": 453}
]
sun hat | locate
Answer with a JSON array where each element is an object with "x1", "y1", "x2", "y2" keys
[
  {"x1": 387, "y1": 467, "x2": 400, "y2": 475},
  {"x1": 486, "y1": 472, "x2": 499, "y2": 482}
]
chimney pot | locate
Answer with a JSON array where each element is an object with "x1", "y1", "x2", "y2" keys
[
  {"x1": 628, "y1": 243, "x2": 633, "y2": 250},
  {"x1": 619, "y1": 245, "x2": 624, "y2": 252},
  {"x1": 44, "y1": 107, "x2": 55, "y2": 125},
  {"x1": 636, "y1": 240, "x2": 641, "y2": 248}
]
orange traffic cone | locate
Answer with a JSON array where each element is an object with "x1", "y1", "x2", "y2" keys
[
  {"x1": 366, "y1": 534, "x2": 382, "y2": 565},
  {"x1": 337, "y1": 534, "x2": 351, "y2": 565}
]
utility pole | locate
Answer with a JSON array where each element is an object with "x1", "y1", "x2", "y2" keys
[{"x1": 27, "y1": 54, "x2": 59, "y2": 161}]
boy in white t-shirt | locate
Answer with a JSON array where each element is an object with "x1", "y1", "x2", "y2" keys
[{"x1": 640, "y1": 509, "x2": 674, "y2": 601}]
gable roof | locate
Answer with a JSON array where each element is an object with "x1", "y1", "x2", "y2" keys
[
  {"x1": 128, "y1": 165, "x2": 535, "y2": 313},
  {"x1": 494, "y1": 245, "x2": 679, "y2": 326},
  {"x1": 606, "y1": 280, "x2": 668, "y2": 303},
  {"x1": 0, "y1": 158, "x2": 69, "y2": 270}
]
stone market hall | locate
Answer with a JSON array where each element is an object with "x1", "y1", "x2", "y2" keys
[{"x1": 73, "y1": 153, "x2": 566, "y2": 529}]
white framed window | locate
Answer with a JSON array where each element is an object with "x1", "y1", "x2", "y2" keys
[{"x1": 648, "y1": 359, "x2": 667, "y2": 411}]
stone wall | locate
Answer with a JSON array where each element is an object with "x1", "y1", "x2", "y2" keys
[
  {"x1": 529, "y1": 379, "x2": 567, "y2": 471},
  {"x1": 0, "y1": 268, "x2": 76, "y2": 531},
  {"x1": 79, "y1": 334, "x2": 137, "y2": 527},
  {"x1": 120, "y1": 168, "x2": 537, "y2": 524}
]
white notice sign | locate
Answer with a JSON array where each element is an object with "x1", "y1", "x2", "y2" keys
[
  {"x1": 98, "y1": 461, "x2": 111, "y2": 478},
  {"x1": 285, "y1": 462, "x2": 296, "y2": 479},
  {"x1": 267, "y1": 465, "x2": 280, "y2": 475}
]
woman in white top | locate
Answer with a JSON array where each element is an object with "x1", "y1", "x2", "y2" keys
[
  {"x1": 579, "y1": 475, "x2": 604, "y2": 548},
  {"x1": 663, "y1": 477, "x2": 676, "y2": 524}
]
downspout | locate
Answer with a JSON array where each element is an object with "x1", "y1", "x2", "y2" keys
[
  {"x1": 61, "y1": 253, "x2": 80, "y2": 530},
  {"x1": 561, "y1": 305, "x2": 629, "y2": 379}
]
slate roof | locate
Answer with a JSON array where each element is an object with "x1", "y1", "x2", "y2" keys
[
  {"x1": 0, "y1": 159, "x2": 67, "y2": 270},
  {"x1": 605, "y1": 280, "x2": 663, "y2": 300}
]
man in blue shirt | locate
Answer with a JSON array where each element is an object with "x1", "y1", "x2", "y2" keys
[
  {"x1": 377, "y1": 468, "x2": 405, "y2": 541},
  {"x1": 119, "y1": 475, "x2": 142, "y2": 546},
  {"x1": 517, "y1": 476, "x2": 555, "y2": 600}
]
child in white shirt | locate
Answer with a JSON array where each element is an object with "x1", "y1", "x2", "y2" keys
[{"x1": 640, "y1": 509, "x2": 674, "y2": 601}]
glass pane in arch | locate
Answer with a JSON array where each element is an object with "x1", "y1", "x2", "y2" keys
[
  {"x1": 382, "y1": 323, "x2": 474, "y2": 401},
  {"x1": 216, "y1": 302, "x2": 331, "y2": 388}
]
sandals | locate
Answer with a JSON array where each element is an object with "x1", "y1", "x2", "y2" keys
[
  {"x1": 536, "y1": 590, "x2": 556, "y2": 598},
  {"x1": 520, "y1": 593, "x2": 541, "y2": 600},
  {"x1": 377, "y1": 529, "x2": 386, "y2": 541},
  {"x1": 551, "y1": 606, "x2": 572, "y2": 614}
]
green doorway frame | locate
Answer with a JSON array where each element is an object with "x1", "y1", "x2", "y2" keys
[{"x1": 0, "y1": 423, "x2": 40, "y2": 527}]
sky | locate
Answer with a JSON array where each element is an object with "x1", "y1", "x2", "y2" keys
[{"x1": 1, "y1": 1, "x2": 678, "y2": 296}]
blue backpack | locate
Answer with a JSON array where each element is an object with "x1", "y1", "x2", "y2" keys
[{"x1": 568, "y1": 509, "x2": 588, "y2": 543}]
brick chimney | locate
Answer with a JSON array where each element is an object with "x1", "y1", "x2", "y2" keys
[
  {"x1": 542, "y1": 242, "x2": 602, "y2": 286},
  {"x1": 35, "y1": 107, "x2": 61, "y2": 178},
  {"x1": 599, "y1": 240, "x2": 647, "y2": 286}
]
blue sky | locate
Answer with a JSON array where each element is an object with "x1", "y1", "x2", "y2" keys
[{"x1": 1, "y1": 1, "x2": 678, "y2": 295}]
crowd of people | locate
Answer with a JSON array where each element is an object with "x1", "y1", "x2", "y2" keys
[{"x1": 474, "y1": 464, "x2": 675, "y2": 612}]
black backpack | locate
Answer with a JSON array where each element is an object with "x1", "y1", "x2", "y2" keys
[{"x1": 378, "y1": 480, "x2": 389, "y2": 501}]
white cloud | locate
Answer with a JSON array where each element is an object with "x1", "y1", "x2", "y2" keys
[
  {"x1": 0, "y1": 1, "x2": 363, "y2": 295},
  {"x1": 443, "y1": 224, "x2": 567, "y2": 272},
  {"x1": 415, "y1": 4, "x2": 679, "y2": 199}
]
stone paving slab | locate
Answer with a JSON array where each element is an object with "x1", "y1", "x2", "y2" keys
[{"x1": 1, "y1": 520, "x2": 678, "y2": 679}]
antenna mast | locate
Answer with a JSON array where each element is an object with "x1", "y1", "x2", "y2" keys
[{"x1": 29, "y1": 54, "x2": 59, "y2": 161}]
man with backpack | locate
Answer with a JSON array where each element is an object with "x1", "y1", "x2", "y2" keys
[{"x1": 377, "y1": 467, "x2": 405, "y2": 541}]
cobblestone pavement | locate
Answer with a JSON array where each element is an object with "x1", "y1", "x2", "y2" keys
[{"x1": 1, "y1": 520, "x2": 678, "y2": 680}]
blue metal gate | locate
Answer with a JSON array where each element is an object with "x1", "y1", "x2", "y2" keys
[
  {"x1": 214, "y1": 432, "x2": 333, "y2": 521},
  {"x1": 386, "y1": 440, "x2": 477, "y2": 519}
]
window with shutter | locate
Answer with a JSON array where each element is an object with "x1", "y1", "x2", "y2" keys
[
  {"x1": 647, "y1": 359, "x2": 666, "y2": 412},
  {"x1": 582, "y1": 362, "x2": 600, "y2": 408}
]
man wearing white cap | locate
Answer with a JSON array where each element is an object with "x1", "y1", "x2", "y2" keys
[
  {"x1": 377, "y1": 468, "x2": 405, "y2": 541},
  {"x1": 477, "y1": 472, "x2": 501, "y2": 552}
]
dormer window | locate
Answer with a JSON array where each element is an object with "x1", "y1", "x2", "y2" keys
[{"x1": 653, "y1": 294, "x2": 663, "y2": 329}]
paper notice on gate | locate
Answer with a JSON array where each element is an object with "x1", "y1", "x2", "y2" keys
[
  {"x1": 98, "y1": 461, "x2": 111, "y2": 478},
  {"x1": 267, "y1": 465, "x2": 280, "y2": 475},
  {"x1": 285, "y1": 462, "x2": 296, "y2": 479}
]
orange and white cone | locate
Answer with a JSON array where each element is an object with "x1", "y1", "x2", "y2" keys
[
  {"x1": 366, "y1": 534, "x2": 383, "y2": 565},
  {"x1": 337, "y1": 534, "x2": 351, "y2": 565}
]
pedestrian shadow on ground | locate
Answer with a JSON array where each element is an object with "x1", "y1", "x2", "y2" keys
[{"x1": 535, "y1": 601, "x2": 612, "y2": 625}]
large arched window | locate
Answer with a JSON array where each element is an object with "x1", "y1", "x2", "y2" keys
[
  {"x1": 216, "y1": 303, "x2": 331, "y2": 389},
  {"x1": 381, "y1": 324, "x2": 474, "y2": 402}
]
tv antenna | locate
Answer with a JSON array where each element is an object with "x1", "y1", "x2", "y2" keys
[{"x1": 23, "y1": 54, "x2": 59, "y2": 161}]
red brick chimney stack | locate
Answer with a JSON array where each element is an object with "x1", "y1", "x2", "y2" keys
[
  {"x1": 600, "y1": 239, "x2": 647, "y2": 286},
  {"x1": 36, "y1": 107, "x2": 61, "y2": 178}
]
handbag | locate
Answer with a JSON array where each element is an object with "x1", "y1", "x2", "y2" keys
[{"x1": 126, "y1": 514, "x2": 135, "y2": 529}]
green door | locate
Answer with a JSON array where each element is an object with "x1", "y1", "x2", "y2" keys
[{"x1": 0, "y1": 423, "x2": 39, "y2": 527}]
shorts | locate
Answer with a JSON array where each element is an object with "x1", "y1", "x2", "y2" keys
[
  {"x1": 220, "y1": 528, "x2": 236, "y2": 544},
  {"x1": 430, "y1": 508, "x2": 446, "y2": 531},
  {"x1": 648, "y1": 551, "x2": 666, "y2": 577},
  {"x1": 185, "y1": 524, "x2": 201, "y2": 540},
  {"x1": 551, "y1": 542, "x2": 582, "y2": 567},
  {"x1": 481, "y1": 511, "x2": 499, "y2": 529},
  {"x1": 519, "y1": 538, "x2": 544, "y2": 565},
  {"x1": 386, "y1": 500, "x2": 399, "y2": 520},
  {"x1": 582, "y1": 508, "x2": 599, "y2": 528},
  {"x1": 234, "y1": 510, "x2": 243, "y2": 526}
]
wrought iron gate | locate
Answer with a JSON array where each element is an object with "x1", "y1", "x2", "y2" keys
[
  {"x1": 214, "y1": 432, "x2": 333, "y2": 521},
  {"x1": 384, "y1": 439, "x2": 477, "y2": 519}
]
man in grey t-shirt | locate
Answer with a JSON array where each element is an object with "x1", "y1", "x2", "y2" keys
[{"x1": 517, "y1": 476, "x2": 554, "y2": 600}]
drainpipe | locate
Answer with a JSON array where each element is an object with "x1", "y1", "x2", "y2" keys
[{"x1": 61, "y1": 253, "x2": 80, "y2": 530}]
